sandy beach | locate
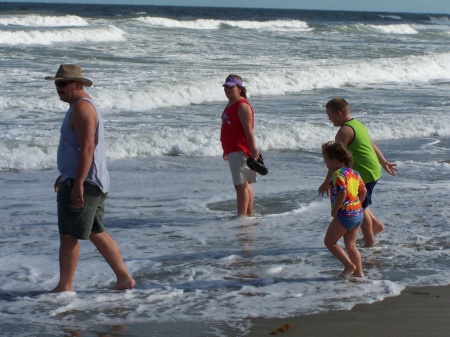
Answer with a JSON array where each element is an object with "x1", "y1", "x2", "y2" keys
[{"x1": 247, "y1": 283, "x2": 450, "y2": 337}]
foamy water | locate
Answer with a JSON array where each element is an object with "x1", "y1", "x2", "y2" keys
[{"x1": 1, "y1": 3, "x2": 450, "y2": 336}]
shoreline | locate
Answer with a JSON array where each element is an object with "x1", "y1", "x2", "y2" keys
[
  {"x1": 247, "y1": 283, "x2": 450, "y2": 337},
  {"x1": 73, "y1": 283, "x2": 450, "y2": 337}
]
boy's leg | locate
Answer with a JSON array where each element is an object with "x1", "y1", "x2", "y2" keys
[
  {"x1": 362, "y1": 208, "x2": 384, "y2": 247},
  {"x1": 367, "y1": 208, "x2": 385, "y2": 236},
  {"x1": 89, "y1": 231, "x2": 135, "y2": 290},
  {"x1": 50, "y1": 234, "x2": 79, "y2": 293},
  {"x1": 361, "y1": 208, "x2": 375, "y2": 247}
]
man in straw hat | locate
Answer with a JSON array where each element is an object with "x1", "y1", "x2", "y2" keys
[{"x1": 45, "y1": 64, "x2": 135, "y2": 292}]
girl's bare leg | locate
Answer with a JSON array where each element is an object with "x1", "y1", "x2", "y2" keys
[
  {"x1": 324, "y1": 218, "x2": 355, "y2": 278},
  {"x1": 344, "y1": 226, "x2": 364, "y2": 278}
]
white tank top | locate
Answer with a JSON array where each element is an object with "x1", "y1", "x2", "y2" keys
[{"x1": 57, "y1": 98, "x2": 110, "y2": 193}]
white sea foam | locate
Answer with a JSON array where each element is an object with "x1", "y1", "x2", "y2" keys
[
  {"x1": 135, "y1": 17, "x2": 311, "y2": 31},
  {"x1": 0, "y1": 25, "x2": 125, "y2": 45},
  {"x1": 0, "y1": 14, "x2": 88, "y2": 27},
  {"x1": 2, "y1": 110, "x2": 450, "y2": 171},
  {"x1": 365, "y1": 24, "x2": 418, "y2": 34},
  {"x1": 92, "y1": 52, "x2": 450, "y2": 112},
  {"x1": 379, "y1": 15, "x2": 402, "y2": 20}
]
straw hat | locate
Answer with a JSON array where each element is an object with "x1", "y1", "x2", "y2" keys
[{"x1": 45, "y1": 64, "x2": 93, "y2": 87}]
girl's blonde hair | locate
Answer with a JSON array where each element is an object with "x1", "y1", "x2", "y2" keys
[{"x1": 322, "y1": 141, "x2": 353, "y2": 167}]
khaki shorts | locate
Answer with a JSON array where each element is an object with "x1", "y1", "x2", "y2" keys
[
  {"x1": 227, "y1": 151, "x2": 257, "y2": 185},
  {"x1": 57, "y1": 179, "x2": 107, "y2": 240}
]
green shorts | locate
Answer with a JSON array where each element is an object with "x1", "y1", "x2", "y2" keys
[{"x1": 57, "y1": 179, "x2": 107, "y2": 240}]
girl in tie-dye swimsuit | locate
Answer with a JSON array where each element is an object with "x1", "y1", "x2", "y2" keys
[{"x1": 321, "y1": 141, "x2": 367, "y2": 278}]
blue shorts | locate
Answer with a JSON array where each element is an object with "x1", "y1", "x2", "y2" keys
[
  {"x1": 362, "y1": 180, "x2": 377, "y2": 209},
  {"x1": 337, "y1": 213, "x2": 363, "y2": 231}
]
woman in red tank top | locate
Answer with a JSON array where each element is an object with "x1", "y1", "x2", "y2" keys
[{"x1": 220, "y1": 74, "x2": 260, "y2": 217}]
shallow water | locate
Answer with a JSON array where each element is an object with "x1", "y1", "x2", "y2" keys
[{"x1": 1, "y1": 3, "x2": 450, "y2": 336}]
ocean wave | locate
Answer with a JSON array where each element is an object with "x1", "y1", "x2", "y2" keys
[
  {"x1": 2, "y1": 111, "x2": 450, "y2": 171},
  {"x1": 378, "y1": 15, "x2": 402, "y2": 20},
  {"x1": 134, "y1": 17, "x2": 311, "y2": 31},
  {"x1": 364, "y1": 24, "x2": 418, "y2": 35},
  {"x1": 2, "y1": 53, "x2": 449, "y2": 114},
  {"x1": 0, "y1": 25, "x2": 125, "y2": 45},
  {"x1": 90, "y1": 53, "x2": 450, "y2": 111},
  {"x1": 0, "y1": 14, "x2": 88, "y2": 27},
  {"x1": 428, "y1": 16, "x2": 450, "y2": 25}
]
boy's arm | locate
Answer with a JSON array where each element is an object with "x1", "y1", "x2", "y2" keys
[
  {"x1": 335, "y1": 126, "x2": 354, "y2": 147},
  {"x1": 371, "y1": 140, "x2": 398, "y2": 176}
]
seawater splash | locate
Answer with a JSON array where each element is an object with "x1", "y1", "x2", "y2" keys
[
  {"x1": 134, "y1": 17, "x2": 311, "y2": 31},
  {"x1": 2, "y1": 112, "x2": 450, "y2": 171},
  {"x1": 378, "y1": 15, "x2": 402, "y2": 20},
  {"x1": 428, "y1": 16, "x2": 450, "y2": 25},
  {"x1": 0, "y1": 14, "x2": 88, "y2": 27},
  {"x1": 366, "y1": 24, "x2": 419, "y2": 34},
  {"x1": 92, "y1": 52, "x2": 450, "y2": 111},
  {"x1": 0, "y1": 25, "x2": 124, "y2": 45}
]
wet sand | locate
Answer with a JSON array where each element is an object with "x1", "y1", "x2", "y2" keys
[
  {"x1": 247, "y1": 284, "x2": 450, "y2": 337},
  {"x1": 78, "y1": 283, "x2": 450, "y2": 336}
]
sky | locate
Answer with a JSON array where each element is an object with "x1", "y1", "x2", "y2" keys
[{"x1": 2, "y1": 0, "x2": 450, "y2": 14}]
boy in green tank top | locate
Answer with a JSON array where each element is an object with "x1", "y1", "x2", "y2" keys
[{"x1": 319, "y1": 97, "x2": 398, "y2": 247}]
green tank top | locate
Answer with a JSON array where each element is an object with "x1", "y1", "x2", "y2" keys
[{"x1": 342, "y1": 119, "x2": 382, "y2": 183}]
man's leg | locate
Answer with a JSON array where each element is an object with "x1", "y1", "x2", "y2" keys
[
  {"x1": 89, "y1": 231, "x2": 135, "y2": 290},
  {"x1": 51, "y1": 234, "x2": 79, "y2": 293}
]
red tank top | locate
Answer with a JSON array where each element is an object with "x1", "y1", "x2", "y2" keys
[{"x1": 220, "y1": 99, "x2": 254, "y2": 157}]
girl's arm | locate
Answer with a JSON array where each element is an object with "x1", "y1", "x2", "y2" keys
[
  {"x1": 331, "y1": 189, "x2": 346, "y2": 218},
  {"x1": 358, "y1": 186, "x2": 367, "y2": 205}
]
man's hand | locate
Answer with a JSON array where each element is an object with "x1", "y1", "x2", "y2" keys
[
  {"x1": 71, "y1": 181, "x2": 84, "y2": 208},
  {"x1": 54, "y1": 175, "x2": 62, "y2": 193}
]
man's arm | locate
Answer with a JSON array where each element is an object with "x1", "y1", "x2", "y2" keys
[
  {"x1": 371, "y1": 140, "x2": 397, "y2": 176},
  {"x1": 70, "y1": 100, "x2": 97, "y2": 208},
  {"x1": 237, "y1": 103, "x2": 259, "y2": 161}
]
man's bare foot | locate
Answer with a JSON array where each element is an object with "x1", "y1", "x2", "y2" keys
[
  {"x1": 49, "y1": 286, "x2": 73, "y2": 293},
  {"x1": 353, "y1": 271, "x2": 365, "y2": 278},
  {"x1": 339, "y1": 264, "x2": 356, "y2": 278},
  {"x1": 112, "y1": 277, "x2": 136, "y2": 290}
]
